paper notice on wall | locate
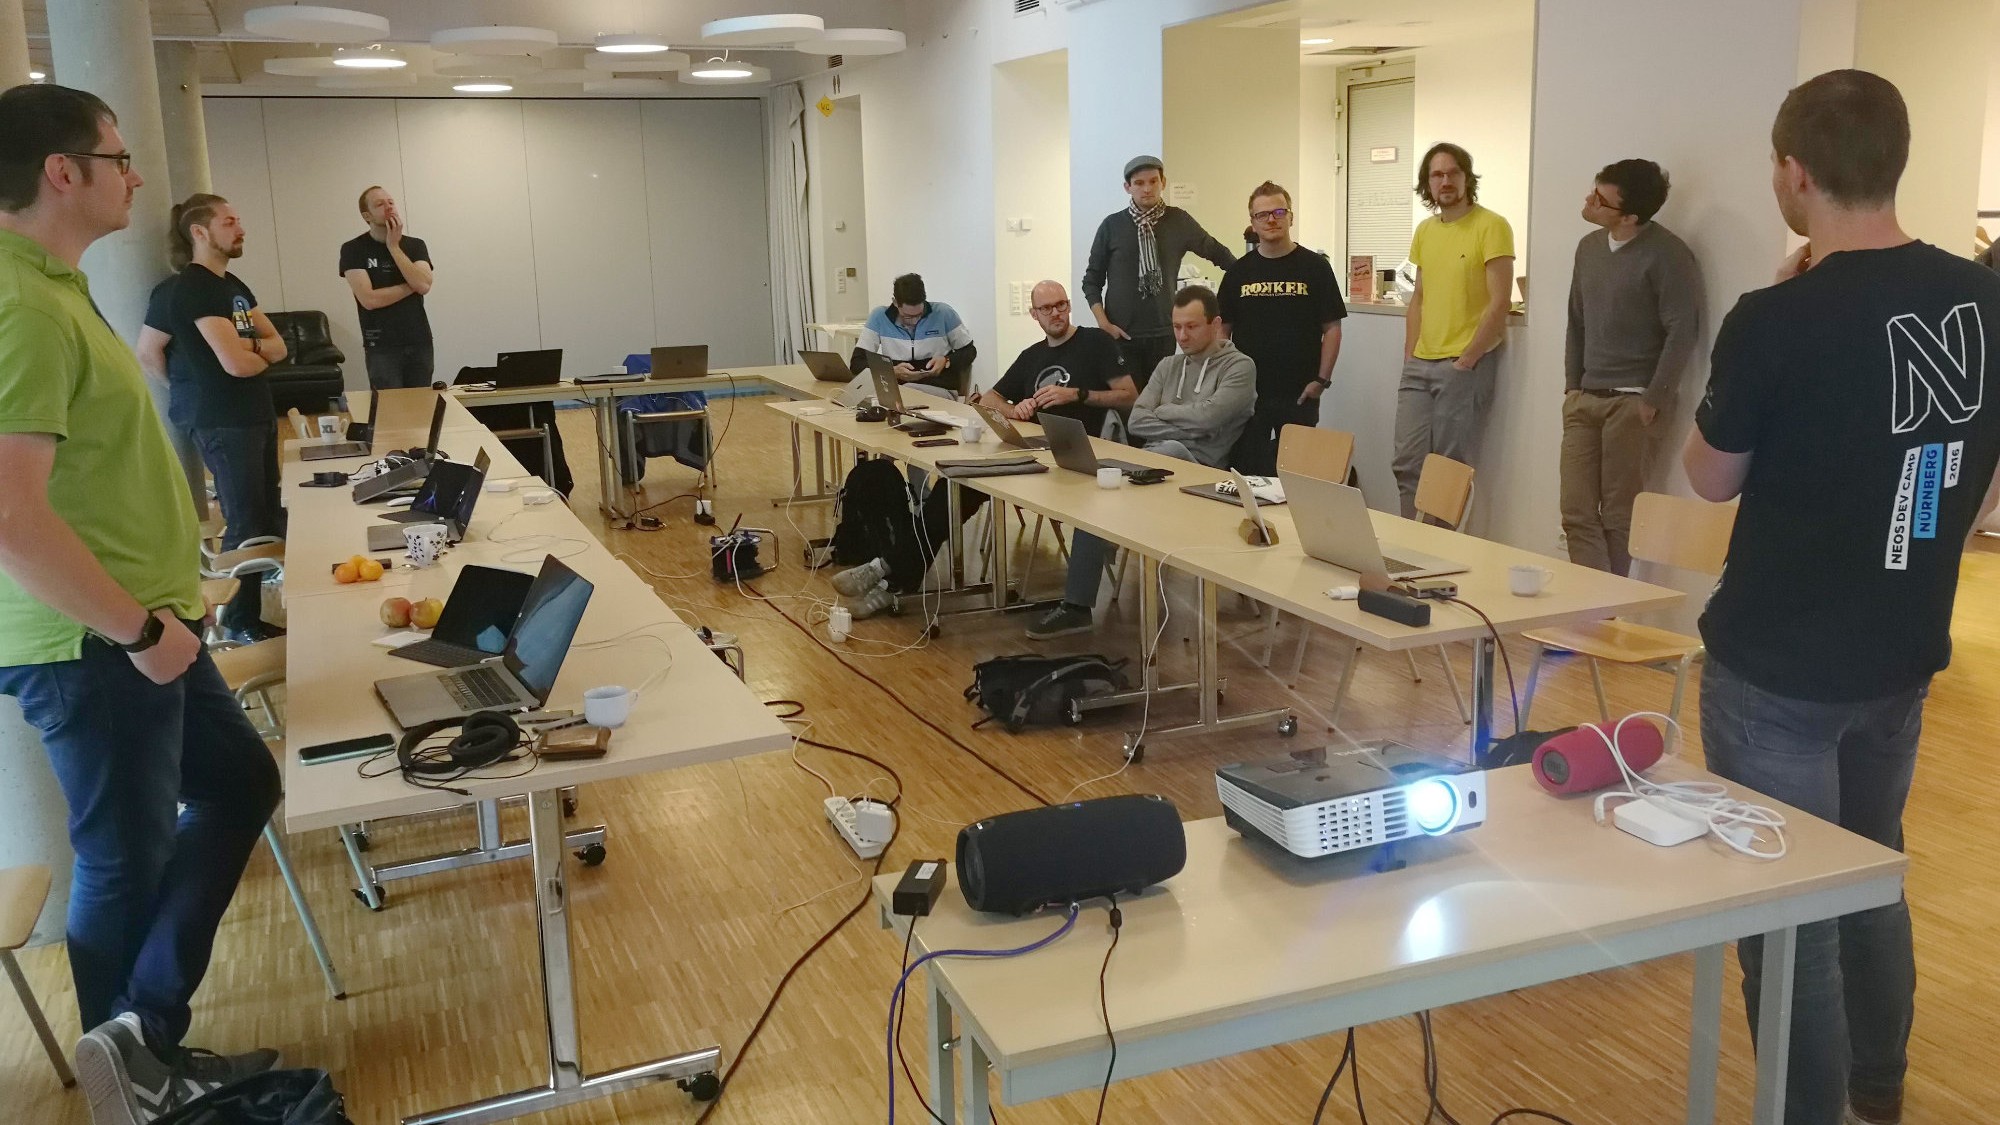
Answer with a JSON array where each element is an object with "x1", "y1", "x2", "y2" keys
[
  {"x1": 1169, "y1": 182, "x2": 1197, "y2": 207},
  {"x1": 816, "y1": 95, "x2": 835, "y2": 118}
]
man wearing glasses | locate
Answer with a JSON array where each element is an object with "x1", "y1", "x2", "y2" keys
[
  {"x1": 1562, "y1": 159, "x2": 1702, "y2": 574},
  {"x1": 0, "y1": 83, "x2": 282, "y2": 1120},
  {"x1": 977, "y1": 280, "x2": 1136, "y2": 435},
  {"x1": 1219, "y1": 181, "x2": 1345, "y2": 474},
  {"x1": 1083, "y1": 155, "x2": 1236, "y2": 388},
  {"x1": 856, "y1": 271, "x2": 977, "y2": 394}
]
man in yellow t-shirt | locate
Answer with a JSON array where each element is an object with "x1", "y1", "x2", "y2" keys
[
  {"x1": 0, "y1": 83, "x2": 281, "y2": 1111},
  {"x1": 1396, "y1": 142, "x2": 1516, "y2": 518}
]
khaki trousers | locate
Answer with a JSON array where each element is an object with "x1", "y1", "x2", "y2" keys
[{"x1": 1559, "y1": 391, "x2": 1657, "y2": 574}]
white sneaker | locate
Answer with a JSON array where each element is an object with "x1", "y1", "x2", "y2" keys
[{"x1": 832, "y1": 557, "x2": 890, "y2": 597}]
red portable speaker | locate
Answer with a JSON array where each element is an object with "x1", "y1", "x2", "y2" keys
[{"x1": 1532, "y1": 719, "x2": 1665, "y2": 795}]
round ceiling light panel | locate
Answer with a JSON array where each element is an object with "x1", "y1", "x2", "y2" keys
[
  {"x1": 682, "y1": 61, "x2": 771, "y2": 85},
  {"x1": 594, "y1": 33, "x2": 671, "y2": 54},
  {"x1": 243, "y1": 5, "x2": 389, "y2": 43},
  {"x1": 430, "y1": 26, "x2": 560, "y2": 56},
  {"x1": 791, "y1": 28, "x2": 906, "y2": 56},
  {"x1": 584, "y1": 51, "x2": 688, "y2": 73},
  {"x1": 262, "y1": 55, "x2": 345, "y2": 77},
  {"x1": 452, "y1": 80, "x2": 514, "y2": 93},
  {"x1": 699, "y1": 14, "x2": 823, "y2": 46},
  {"x1": 331, "y1": 45, "x2": 408, "y2": 69}
]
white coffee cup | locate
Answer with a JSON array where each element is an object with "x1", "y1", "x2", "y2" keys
[
  {"x1": 583, "y1": 685, "x2": 634, "y2": 729},
  {"x1": 1510, "y1": 564, "x2": 1554, "y2": 597},
  {"x1": 1096, "y1": 467, "x2": 1123, "y2": 489},
  {"x1": 402, "y1": 522, "x2": 449, "y2": 567},
  {"x1": 316, "y1": 415, "x2": 342, "y2": 437},
  {"x1": 960, "y1": 419, "x2": 986, "y2": 443}
]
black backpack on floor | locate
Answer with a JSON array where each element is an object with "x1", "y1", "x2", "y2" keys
[
  {"x1": 151, "y1": 1069, "x2": 354, "y2": 1125},
  {"x1": 966, "y1": 654, "x2": 1130, "y2": 732},
  {"x1": 830, "y1": 458, "x2": 932, "y2": 593}
]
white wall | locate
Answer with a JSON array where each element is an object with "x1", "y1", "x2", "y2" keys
[
  {"x1": 1854, "y1": 0, "x2": 1993, "y2": 257},
  {"x1": 201, "y1": 96, "x2": 775, "y2": 386},
  {"x1": 1164, "y1": 23, "x2": 1301, "y2": 282},
  {"x1": 1413, "y1": 26, "x2": 1537, "y2": 282},
  {"x1": 1298, "y1": 65, "x2": 1341, "y2": 258},
  {"x1": 814, "y1": 97, "x2": 871, "y2": 324},
  {"x1": 1982, "y1": 57, "x2": 2000, "y2": 215},
  {"x1": 992, "y1": 52, "x2": 1072, "y2": 357}
]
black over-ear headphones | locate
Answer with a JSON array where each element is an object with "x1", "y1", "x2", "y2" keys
[{"x1": 397, "y1": 711, "x2": 523, "y2": 777}]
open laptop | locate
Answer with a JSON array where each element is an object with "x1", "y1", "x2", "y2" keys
[
  {"x1": 970, "y1": 401, "x2": 1049, "y2": 449},
  {"x1": 369, "y1": 449, "x2": 490, "y2": 550},
  {"x1": 299, "y1": 391, "x2": 380, "y2": 461},
  {"x1": 495, "y1": 349, "x2": 563, "y2": 388},
  {"x1": 649, "y1": 345, "x2": 709, "y2": 380},
  {"x1": 387, "y1": 564, "x2": 537, "y2": 668},
  {"x1": 1037, "y1": 412, "x2": 1148, "y2": 474},
  {"x1": 374, "y1": 554, "x2": 594, "y2": 727},
  {"x1": 865, "y1": 357, "x2": 906, "y2": 412},
  {"x1": 1277, "y1": 470, "x2": 1469, "y2": 581},
  {"x1": 799, "y1": 349, "x2": 851, "y2": 382}
]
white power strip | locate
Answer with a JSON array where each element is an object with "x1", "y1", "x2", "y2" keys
[{"x1": 823, "y1": 796, "x2": 894, "y2": 859}]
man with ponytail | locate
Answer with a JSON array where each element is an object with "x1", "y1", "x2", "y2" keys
[
  {"x1": 159, "y1": 192, "x2": 290, "y2": 644},
  {"x1": 135, "y1": 193, "x2": 226, "y2": 516}
]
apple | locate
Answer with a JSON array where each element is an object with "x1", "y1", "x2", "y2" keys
[
  {"x1": 380, "y1": 597, "x2": 413, "y2": 628},
  {"x1": 411, "y1": 597, "x2": 445, "y2": 630}
]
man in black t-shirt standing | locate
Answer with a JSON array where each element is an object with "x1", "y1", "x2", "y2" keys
[
  {"x1": 1684, "y1": 70, "x2": 2000, "y2": 1125},
  {"x1": 977, "y1": 280, "x2": 1136, "y2": 435},
  {"x1": 167, "y1": 195, "x2": 289, "y2": 643},
  {"x1": 1219, "y1": 181, "x2": 1344, "y2": 475},
  {"x1": 339, "y1": 185, "x2": 434, "y2": 390}
]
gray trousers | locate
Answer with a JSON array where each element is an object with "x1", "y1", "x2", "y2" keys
[{"x1": 1392, "y1": 352, "x2": 1496, "y2": 518}]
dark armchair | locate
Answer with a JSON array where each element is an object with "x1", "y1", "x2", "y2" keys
[{"x1": 264, "y1": 311, "x2": 346, "y2": 416}]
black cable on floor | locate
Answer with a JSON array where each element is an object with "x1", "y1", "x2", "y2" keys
[
  {"x1": 1093, "y1": 895, "x2": 1123, "y2": 1124},
  {"x1": 1309, "y1": 1030, "x2": 1356, "y2": 1125},
  {"x1": 894, "y1": 919, "x2": 950, "y2": 1125},
  {"x1": 1418, "y1": 1009, "x2": 1580, "y2": 1125}
]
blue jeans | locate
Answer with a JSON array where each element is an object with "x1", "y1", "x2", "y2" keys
[
  {"x1": 1061, "y1": 440, "x2": 1195, "y2": 608},
  {"x1": 1700, "y1": 658, "x2": 1922, "y2": 1125},
  {"x1": 364, "y1": 343, "x2": 436, "y2": 390},
  {"x1": 194, "y1": 426, "x2": 285, "y2": 632},
  {"x1": 0, "y1": 634, "x2": 281, "y2": 1049}
]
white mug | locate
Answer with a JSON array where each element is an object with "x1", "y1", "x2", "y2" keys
[
  {"x1": 1096, "y1": 467, "x2": 1123, "y2": 489},
  {"x1": 583, "y1": 685, "x2": 634, "y2": 729},
  {"x1": 316, "y1": 415, "x2": 342, "y2": 437},
  {"x1": 1510, "y1": 564, "x2": 1554, "y2": 597},
  {"x1": 402, "y1": 522, "x2": 449, "y2": 567},
  {"x1": 960, "y1": 419, "x2": 986, "y2": 444}
]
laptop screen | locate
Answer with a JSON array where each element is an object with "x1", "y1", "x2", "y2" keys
[
  {"x1": 495, "y1": 349, "x2": 563, "y2": 387},
  {"x1": 423, "y1": 394, "x2": 445, "y2": 457},
  {"x1": 451, "y1": 448, "x2": 491, "y2": 530},
  {"x1": 503, "y1": 555, "x2": 594, "y2": 702},
  {"x1": 430, "y1": 565, "x2": 535, "y2": 654}
]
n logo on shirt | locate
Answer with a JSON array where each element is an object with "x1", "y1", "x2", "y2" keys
[{"x1": 1887, "y1": 302, "x2": 1984, "y2": 434}]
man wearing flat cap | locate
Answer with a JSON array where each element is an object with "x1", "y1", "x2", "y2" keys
[{"x1": 1083, "y1": 155, "x2": 1237, "y2": 389}]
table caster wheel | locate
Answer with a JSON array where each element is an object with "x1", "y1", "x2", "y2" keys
[
  {"x1": 1278, "y1": 715, "x2": 1299, "y2": 737},
  {"x1": 927, "y1": 623, "x2": 942, "y2": 639},
  {"x1": 1123, "y1": 736, "x2": 1145, "y2": 765},
  {"x1": 352, "y1": 885, "x2": 385, "y2": 911},
  {"x1": 1065, "y1": 698, "x2": 1085, "y2": 726},
  {"x1": 575, "y1": 843, "x2": 608, "y2": 867},
  {"x1": 680, "y1": 1071, "x2": 721, "y2": 1101}
]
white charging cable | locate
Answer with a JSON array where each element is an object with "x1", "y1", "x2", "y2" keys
[{"x1": 1586, "y1": 711, "x2": 1788, "y2": 860}]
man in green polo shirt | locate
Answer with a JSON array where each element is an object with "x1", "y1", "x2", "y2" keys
[{"x1": 0, "y1": 83, "x2": 281, "y2": 1122}]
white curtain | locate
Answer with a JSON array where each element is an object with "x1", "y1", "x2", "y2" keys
[{"x1": 765, "y1": 84, "x2": 814, "y2": 363}]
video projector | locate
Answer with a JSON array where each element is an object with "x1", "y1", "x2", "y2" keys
[{"x1": 1217, "y1": 741, "x2": 1487, "y2": 859}]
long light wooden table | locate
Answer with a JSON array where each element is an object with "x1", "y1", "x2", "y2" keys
[
  {"x1": 874, "y1": 762, "x2": 1906, "y2": 1124},
  {"x1": 767, "y1": 398, "x2": 1682, "y2": 757},
  {"x1": 279, "y1": 398, "x2": 792, "y2": 1124}
]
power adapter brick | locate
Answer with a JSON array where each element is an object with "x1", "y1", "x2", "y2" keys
[{"x1": 893, "y1": 859, "x2": 948, "y2": 917}]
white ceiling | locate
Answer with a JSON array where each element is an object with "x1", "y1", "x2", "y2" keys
[
  {"x1": 25, "y1": 0, "x2": 910, "y2": 95},
  {"x1": 1214, "y1": 0, "x2": 1533, "y2": 59}
]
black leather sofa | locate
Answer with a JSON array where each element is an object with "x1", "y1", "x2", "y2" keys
[{"x1": 265, "y1": 311, "x2": 346, "y2": 416}]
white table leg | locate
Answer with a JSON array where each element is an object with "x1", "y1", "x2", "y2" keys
[
  {"x1": 1685, "y1": 943, "x2": 1725, "y2": 1125},
  {"x1": 957, "y1": 1028, "x2": 992, "y2": 1123},
  {"x1": 927, "y1": 971, "x2": 957, "y2": 1123},
  {"x1": 1751, "y1": 926, "x2": 1796, "y2": 1125},
  {"x1": 1470, "y1": 634, "x2": 1496, "y2": 762}
]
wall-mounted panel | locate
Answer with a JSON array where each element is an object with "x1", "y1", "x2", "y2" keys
[{"x1": 641, "y1": 99, "x2": 775, "y2": 366}]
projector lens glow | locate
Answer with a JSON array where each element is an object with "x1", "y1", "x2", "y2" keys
[{"x1": 1406, "y1": 778, "x2": 1458, "y2": 835}]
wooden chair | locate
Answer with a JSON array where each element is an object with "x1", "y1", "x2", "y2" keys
[
  {"x1": 1519, "y1": 492, "x2": 1736, "y2": 728},
  {"x1": 209, "y1": 641, "x2": 346, "y2": 1001},
  {"x1": 1, "y1": 864, "x2": 74, "y2": 1088},
  {"x1": 1297, "y1": 454, "x2": 1475, "y2": 726}
]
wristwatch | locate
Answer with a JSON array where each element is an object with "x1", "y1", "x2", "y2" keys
[
  {"x1": 1314, "y1": 377, "x2": 1333, "y2": 388},
  {"x1": 112, "y1": 612, "x2": 165, "y2": 654}
]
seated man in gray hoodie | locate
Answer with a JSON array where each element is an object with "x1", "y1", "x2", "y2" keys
[{"x1": 1027, "y1": 285, "x2": 1256, "y2": 639}]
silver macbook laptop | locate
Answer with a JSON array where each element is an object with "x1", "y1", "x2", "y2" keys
[
  {"x1": 374, "y1": 555, "x2": 593, "y2": 728},
  {"x1": 1038, "y1": 412, "x2": 1146, "y2": 474},
  {"x1": 649, "y1": 345, "x2": 709, "y2": 380},
  {"x1": 1277, "y1": 470, "x2": 1468, "y2": 581},
  {"x1": 799, "y1": 349, "x2": 852, "y2": 382},
  {"x1": 866, "y1": 358, "x2": 907, "y2": 413},
  {"x1": 970, "y1": 401, "x2": 1049, "y2": 449}
]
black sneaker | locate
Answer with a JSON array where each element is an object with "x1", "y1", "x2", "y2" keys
[
  {"x1": 221, "y1": 621, "x2": 286, "y2": 646},
  {"x1": 1026, "y1": 603, "x2": 1094, "y2": 640},
  {"x1": 75, "y1": 1013, "x2": 280, "y2": 1125}
]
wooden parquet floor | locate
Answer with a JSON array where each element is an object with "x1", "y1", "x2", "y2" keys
[{"x1": 4, "y1": 394, "x2": 1996, "y2": 1124}]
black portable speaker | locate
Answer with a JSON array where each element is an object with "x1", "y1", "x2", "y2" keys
[{"x1": 955, "y1": 794, "x2": 1186, "y2": 916}]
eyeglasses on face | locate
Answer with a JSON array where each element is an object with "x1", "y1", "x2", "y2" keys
[
  {"x1": 1587, "y1": 188, "x2": 1625, "y2": 213},
  {"x1": 62, "y1": 151, "x2": 134, "y2": 175},
  {"x1": 1031, "y1": 299, "x2": 1071, "y2": 315},
  {"x1": 1250, "y1": 207, "x2": 1291, "y2": 223}
]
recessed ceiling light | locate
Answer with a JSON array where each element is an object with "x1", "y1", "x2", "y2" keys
[
  {"x1": 1303, "y1": 38, "x2": 1334, "y2": 45},
  {"x1": 243, "y1": 5, "x2": 389, "y2": 43},
  {"x1": 690, "y1": 55, "x2": 755, "y2": 79},
  {"x1": 595, "y1": 33, "x2": 671, "y2": 54},
  {"x1": 453, "y1": 80, "x2": 513, "y2": 93},
  {"x1": 29, "y1": 69, "x2": 46, "y2": 81},
  {"x1": 332, "y1": 46, "x2": 407, "y2": 69},
  {"x1": 700, "y1": 13, "x2": 823, "y2": 46}
]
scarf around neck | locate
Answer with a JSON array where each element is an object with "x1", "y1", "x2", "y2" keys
[{"x1": 1129, "y1": 202, "x2": 1167, "y2": 298}]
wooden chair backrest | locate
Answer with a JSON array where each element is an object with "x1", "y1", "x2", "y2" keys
[
  {"x1": 1276, "y1": 425, "x2": 1355, "y2": 483},
  {"x1": 1630, "y1": 492, "x2": 1736, "y2": 575},
  {"x1": 1413, "y1": 454, "x2": 1474, "y2": 529}
]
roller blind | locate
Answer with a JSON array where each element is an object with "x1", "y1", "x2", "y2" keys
[{"x1": 1346, "y1": 79, "x2": 1415, "y2": 268}]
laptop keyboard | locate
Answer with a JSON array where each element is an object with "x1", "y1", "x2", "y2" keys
[
  {"x1": 1382, "y1": 556, "x2": 1422, "y2": 576},
  {"x1": 392, "y1": 639, "x2": 487, "y2": 668},
  {"x1": 445, "y1": 665, "x2": 518, "y2": 710}
]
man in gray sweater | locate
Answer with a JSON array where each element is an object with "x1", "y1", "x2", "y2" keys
[
  {"x1": 1028, "y1": 286, "x2": 1255, "y2": 639},
  {"x1": 1562, "y1": 159, "x2": 1703, "y2": 574},
  {"x1": 1082, "y1": 155, "x2": 1236, "y2": 387}
]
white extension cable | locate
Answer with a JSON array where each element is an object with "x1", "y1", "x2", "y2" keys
[{"x1": 1586, "y1": 711, "x2": 1789, "y2": 860}]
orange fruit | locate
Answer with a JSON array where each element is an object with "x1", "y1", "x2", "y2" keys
[
  {"x1": 333, "y1": 561, "x2": 360, "y2": 584},
  {"x1": 357, "y1": 558, "x2": 385, "y2": 581}
]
